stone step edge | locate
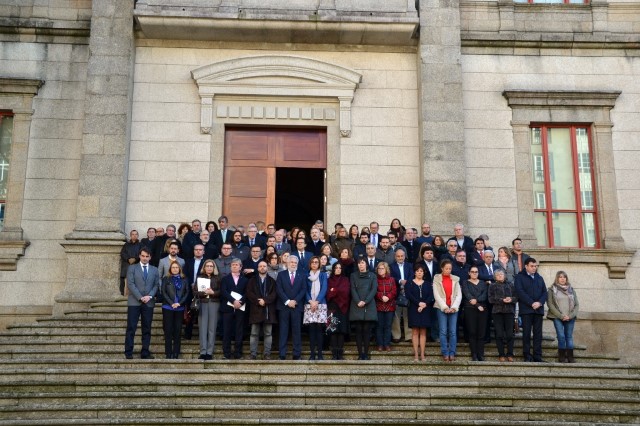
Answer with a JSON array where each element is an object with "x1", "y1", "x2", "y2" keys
[
  {"x1": 1, "y1": 391, "x2": 637, "y2": 404},
  {"x1": 2, "y1": 379, "x2": 637, "y2": 392},
  {"x1": 0, "y1": 419, "x2": 630, "y2": 426},
  {"x1": 1, "y1": 403, "x2": 638, "y2": 416}
]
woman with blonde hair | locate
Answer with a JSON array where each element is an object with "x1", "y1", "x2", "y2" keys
[
  {"x1": 547, "y1": 271, "x2": 579, "y2": 363},
  {"x1": 433, "y1": 259, "x2": 462, "y2": 362},
  {"x1": 160, "y1": 261, "x2": 189, "y2": 359},
  {"x1": 194, "y1": 259, "x2": 221, "y2": 360},
  {"x1": 374, "y1": 261, "x2": 397, "y2": 352}
]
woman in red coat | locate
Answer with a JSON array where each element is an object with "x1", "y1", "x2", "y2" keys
[
  {"x1": 326, "y1": 262, "x2": 351, "y2": 360},
  {"x1": 375, "y1": 261, "x2": 397, "y2": 352}
]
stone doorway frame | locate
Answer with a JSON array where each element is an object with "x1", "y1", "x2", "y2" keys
[{"x1": 191, "y1": 55, "x2": 362, "y2": 226}]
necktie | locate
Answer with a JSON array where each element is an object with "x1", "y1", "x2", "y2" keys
[
  {"x1": 143, "y1": 265, "x2": 148, "y2": 280},
  {"x1": 290, "y1": 272, "x2": 295, "y2": 286},
  {"x1": 489, "y1": 265, "x2": 493, "y2": 275},
  {"x1": 251, "y1": 239, "x2": 254, "y2": 246},
  {"x1": 300, "y1": 252, "x2": 304, "y2": 262},
  {"x1": 277, "y1": 243, "x2": 281, "y2": 250},
  {"x1": 370, "y1": 259, "x2": 374, "y2": 270}
]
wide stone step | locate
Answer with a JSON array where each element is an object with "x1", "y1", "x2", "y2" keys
[
  {"x1": 0, "y1": 419, "x2": 634, "y2": 426},
  {"x1": 1, "y1": 390, "x2": 638, "y2": 410},
  {"x1": 0, "y1": 402, "x2": 638, "y2": 422},
  {"x1": 0, "y1": 362, "x2": 637, "y2": 388},
  {"x1": 3, "y1": 377, "x2": 638, "y2": 399}
]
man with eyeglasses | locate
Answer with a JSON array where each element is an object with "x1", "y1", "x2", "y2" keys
[
  {"x1": 199, "y1": 230, "x2": 219, "y2": 261},
  {"x1": 243, "y1": 246, "x2": 264, "y2": 279}
]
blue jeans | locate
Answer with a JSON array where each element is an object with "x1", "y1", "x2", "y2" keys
[
  {"x1": 552, "y1": 318, "x2": 575, "y2": 349},
  {"x1": 376, "y1": 311, "x2": 394, "y2": 347},
  {"x1": 436, "y1": 309, "x2": 458, "y2": 356}
]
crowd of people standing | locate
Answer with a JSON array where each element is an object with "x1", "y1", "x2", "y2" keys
[{"x1": 122, "y1": 217, "x2": 579, "y2": 363}]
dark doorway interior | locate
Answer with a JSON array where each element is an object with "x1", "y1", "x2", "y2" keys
[{"x1": 275, "y1": 168, "x2": 324, "y2": 232}]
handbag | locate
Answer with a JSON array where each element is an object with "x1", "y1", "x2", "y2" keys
[
  {"x1": 191, "y1": 296, "x2": 201, "y2": 314},
  {"x1": 303, "y1": 303, "x2": 328, "y2": 324},
  {"x1": 396, "y1": 293, "x2": 409, "y2": 307}
]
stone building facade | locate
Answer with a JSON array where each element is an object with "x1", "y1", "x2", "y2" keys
[{"x1": 0, "y1": 0, "x2": 639, "y2": 361}]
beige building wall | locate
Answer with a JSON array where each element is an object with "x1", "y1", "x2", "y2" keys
[
  {"x1": 127, "y1": 42, "x2": 421, "y2": 233},
  {"x1": 462, "y1": 53, "x2": 640, "y2": 314},
  {"x1": 0, "y1": 37, "x2": 90, "y2": 324}
]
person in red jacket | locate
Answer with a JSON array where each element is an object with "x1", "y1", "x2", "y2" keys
[{"x1": 375, "y1": 261, "x2": 397, "y2": 352}]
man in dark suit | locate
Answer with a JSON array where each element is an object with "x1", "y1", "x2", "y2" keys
[
  {"x1": 417, "y1": 246, "x2": 440, "y2": 283},
  {"x1": 244, "y1": 224, "x2": 266, "y2": 250},
  {"x1": 274, "y1": 229, "x2": 291, "y2": 255},
  {"x1": 369, "y1": 221, "x2": 382, "y2": 249},
  {"x1": 390, "y1": 249, "x2": 414, "y2": 343},
  {"x1": 182, "y1": 219, "x2": 202, "y2": 260},
  {"x1": 199, "y1": 230, "x2": 220, "y2": 261},
  {"x1": 446, "y1": 223, "x2": 474, "y2": 264},
  {"x1": 352, "y1": 232, "x2": 370, "y2": 260},
  {"x1": 276, "y1": 256, "x2": 306, "y2": 360},
  {"x1": 292, "y1": 237, "x2": 313, "y2": 273},
  {"x1": 307, "y1": 228, "x2": 324, "y2": 256},
  {"x1": 140, "y1": 227, "x2": 160, "y2": 267},
  {"x1": 211, "y1": 215, "x2": 233, "y2": 249},
  {"x1": 220, "y1": 258, "x2": 248, "y2": 359},
  {"x1": 124, "y1": 248, "x2": 160, "y2": 359},
  {"x1": 515, "y1": 258, "x2": 548, "y2": 362},
  {"x1": 364, "y1": 243, "x2": 379, "y2": 272},
  {"x1": 242, "y1": 246, "x2": 264, "y2": 279},
  {"x1": 401, "y1": 228, "x2": 419, "y2": 263}
]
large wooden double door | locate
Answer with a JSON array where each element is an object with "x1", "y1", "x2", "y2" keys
[{"x1": 222, "y1": 127, "x2": 327, "y2": 226}]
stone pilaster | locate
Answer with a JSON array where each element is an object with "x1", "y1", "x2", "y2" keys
[
  {"x1": 56, "y1": 0, "x2": 135, "y2": 314},
  {"x1": 418, "y1": 0, "x2": 468, "y2": 234}
]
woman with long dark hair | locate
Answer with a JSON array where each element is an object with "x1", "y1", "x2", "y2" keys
[{"x1": 326, "y1": 262, "x2": 351, "y2": 360}]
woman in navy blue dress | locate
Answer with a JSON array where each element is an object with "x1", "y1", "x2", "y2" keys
[{"x1": 406, "y1": 264, "x2": 435, "y2": 361}]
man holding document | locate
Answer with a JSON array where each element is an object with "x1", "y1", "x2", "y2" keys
[{"x1": 220, "y1": 258, "x2": 248, "y2": 359}]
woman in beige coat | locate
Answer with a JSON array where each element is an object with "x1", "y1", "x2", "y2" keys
[{"x1": 432, "y1": 259, "x2": 462, "y2": 362}]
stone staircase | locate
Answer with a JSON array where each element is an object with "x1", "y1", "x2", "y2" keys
[{"x1": 0, "y1": 301, "x2": 637, "y2": 425}]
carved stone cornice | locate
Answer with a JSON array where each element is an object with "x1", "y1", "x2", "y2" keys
[
  {"x1": 191, "y1": 55, "x2": 361, "y2": 137},
  {"x1": 0, "y1": 240, "x2": 30, "y2": 271}
]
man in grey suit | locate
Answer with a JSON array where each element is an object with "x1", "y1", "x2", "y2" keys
[
  {"x1": 157, "y1": 241, "x2": 185, "y2": 278},
  {"x1": 124, "y1": 248, "x2": 160, "y2": 359}
]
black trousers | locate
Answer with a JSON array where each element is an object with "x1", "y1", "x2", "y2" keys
[
  {"x1": 464, "y1": 306, "x2": 488, "y2": 357},
  {"x1": 521, "y1": 313, "x2": 543, "y2": 361},
  {"x1": 162, "y1": 309, "x2": 184, "y2": 357},
  {"x1": 493, "y1": 312, "x2": 514, "y2": 357},
  {"x1": 222, "y1": 310, "x2": 245, "y2": 358},
  {"x1": 124, "y1": 303, "x2": 154, "y2": 357},
  {"x1": 308, "y1": 323, "x2": 324, "y2": 355},
  {"x1": 353, "y1": 321, "x2": 373, "y2": 356}
]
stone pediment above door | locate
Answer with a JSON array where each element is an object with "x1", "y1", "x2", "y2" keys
[{"x1": 191, "y1": 55, "x2": 362, "y2": 136}]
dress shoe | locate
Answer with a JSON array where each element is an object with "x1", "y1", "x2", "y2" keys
[
  {"x1": 507, "y1": 356, "x2": 514, "y2": 362},
  {"x1": 125, "y1": 354, "x2": 133, "y2": 360},
  {"x1": 385, "y1": 346, "x2": 392, "y2": 352},
  {"x1": 198, "y1": 354, "x2": 206, "y2": 360},
  {"x1": 377, "y1": 346, "x2": 384, "y2": 352},
  {"x1": 263, "y1": 354, "x2": 271, "y2": 360},
  {"x1": 472, "y1": 354, "x2": 478, "y2": 361},
  {"x1": 165, "y1": 354, "x2": 172, "y2": 359},
  {"x1": 498, "y1": 356, "x2": 506, "y2": 362},
  {"x1": 141, "y1": 354, "x2": 155, "y2": 359},
  {"x1": 205, "y1": 354, "x2": 213, "y2": 360},
  {"x1": 442, "y1": 355, "x2": 449, "y2": 362},
  {"x1": 250, "y1": 354, "x2": 257, "y2": 360},
  {"x1": 449, "y1": 355, "x2": 456, "y2": 362},
  {"x1": 392, "y1": 339, "x2": 401, "y2": 344},
  {"x1": 279, "y1": 356, "x2": 286, "y2": 360},
  {"x1": 173, "y1": 354, "x2": 180, "y2": 359},
  {"x1": 292, "y1": 356, "x2": 301, "y2": 360},
  {"x1": 477, "y1": 355, "x2": 484, "y2": 362}
]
